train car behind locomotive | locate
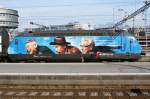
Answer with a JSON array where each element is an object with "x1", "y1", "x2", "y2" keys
[{"x1": 7, "y1": 30, "x2": 142, "y2": 62}]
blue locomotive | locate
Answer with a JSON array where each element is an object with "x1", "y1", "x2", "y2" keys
[{"x1": 7, "y1": 30, "x2": 142, "y2": 62}]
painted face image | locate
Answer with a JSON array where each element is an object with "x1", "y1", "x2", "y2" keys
[
  {"x1": 55, "y1": 44, "x2": 66, "y2": 54},
  {"x1": 80, "y1": 39, "x2": 94, "y2": 54},
  {"x1": 26, "y1": 41, "x2": 38, "y2": 54}
]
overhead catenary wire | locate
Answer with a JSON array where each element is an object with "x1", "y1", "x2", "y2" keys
[
  {"x1": 9, "y1": 1, "x2": 143, "y2": 9},
  {"x1": 1, "y1": 0, "x2": 148, "y2": 29}
]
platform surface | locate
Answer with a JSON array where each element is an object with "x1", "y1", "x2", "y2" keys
[
  {"x1": 0, "y1": 62, "x2": 149, "y2": 73},
  {"x1": 0, "y1": 62, "x2": 149, "y2": 85}
]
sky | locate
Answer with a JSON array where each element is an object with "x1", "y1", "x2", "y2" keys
[{"x1": 0, "y1": 0, "x2": 149, "y2": 31}]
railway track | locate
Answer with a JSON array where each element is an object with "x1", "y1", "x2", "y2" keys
[{"x1": 0, "y1": 85, "x2": 150, "y2": 99}]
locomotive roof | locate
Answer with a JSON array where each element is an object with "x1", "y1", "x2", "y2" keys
[{"x1": 18, "y1": 29, "x2": 124, "y2": 37}]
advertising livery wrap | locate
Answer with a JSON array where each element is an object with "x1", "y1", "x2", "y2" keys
[{"x1": 7, "y1": 32, "x2": 142, "y2": 61}]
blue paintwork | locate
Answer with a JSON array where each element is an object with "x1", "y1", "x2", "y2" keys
[{"x1": 7, "y1": 32, "x2": 142, "y2": 55}]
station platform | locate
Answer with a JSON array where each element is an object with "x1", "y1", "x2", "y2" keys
[
  {"x1": 0, "y1": 62, "x2": 149, "y2": 98},
  {"x1": 0, "y1": 73, "x2": 150, "y2": 86},
  {"x1": 0, "y1": 62, "x2": 149, "y2": 86}
]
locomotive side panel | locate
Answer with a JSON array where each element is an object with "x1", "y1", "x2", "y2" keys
[{"x1": 7, "y1": 34, "x2": 142, "y2": 62}]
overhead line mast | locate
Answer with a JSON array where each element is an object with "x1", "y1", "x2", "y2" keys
[{"x1": 111, "y1": 1, "x2": 150, "y2": 29}]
